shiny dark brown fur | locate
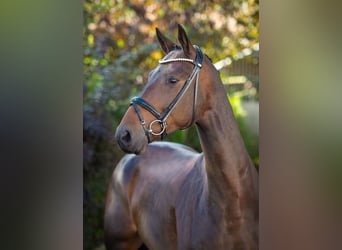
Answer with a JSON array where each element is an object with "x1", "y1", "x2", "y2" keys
[{"x1": 105, "y1": 25, "x2": 258, "y2": 250}]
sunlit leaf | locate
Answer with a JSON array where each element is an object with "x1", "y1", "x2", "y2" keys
[
  {"x1": 87, "y1": 34, "x2": 94, "y2": 47},
  {"x1": 116, "y1": 38, "x2": 125, "y2": 48},
  {"x1": 99, "y1": 59, "x2": 108, "y2": 66},
  {"x1": 150, "y1": 50, "x2": 162, "y2": 60}
]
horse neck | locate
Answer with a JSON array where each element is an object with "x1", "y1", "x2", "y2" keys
[{"x1": 195, "y1": 70, "x2": 258, "y2": 202}]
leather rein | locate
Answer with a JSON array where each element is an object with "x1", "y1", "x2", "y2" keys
[{"x1": 130, "y1": 45, "x2": 204, "y2": 142}]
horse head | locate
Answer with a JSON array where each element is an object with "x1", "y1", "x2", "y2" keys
[{"x1": 115, "y1": 24, "x2": 216, "y2": 154}]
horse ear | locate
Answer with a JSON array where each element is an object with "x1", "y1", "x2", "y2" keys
[
  {"x1": 156, "y1": 28, "x2": 176, "y2": 54},
  {"x1": 177, "y1": 24, "x2": 194, "y2": 56}
]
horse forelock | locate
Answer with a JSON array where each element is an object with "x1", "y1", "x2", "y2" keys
[
  {"x1": 171, "y1": 44, "x2": 182, "y2": 51},
  {"x1": 160, "y1": 45, "x2": 182, "y2": 61},
  {"x1": 162, "y1": 44, "x2": 213, "y2": 65}
]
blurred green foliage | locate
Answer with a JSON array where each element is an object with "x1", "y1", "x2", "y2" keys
[{"x1": 83, "y1": 0, "x2": 259, "y2": 249}]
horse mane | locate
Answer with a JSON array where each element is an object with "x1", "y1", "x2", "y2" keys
[{"x1": 205, "y1": 54, "x2": 212, "y2": 63}]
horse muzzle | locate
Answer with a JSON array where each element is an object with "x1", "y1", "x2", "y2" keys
[{"x1": 115, "y1": 123, "x2": 148, "y2": 154}]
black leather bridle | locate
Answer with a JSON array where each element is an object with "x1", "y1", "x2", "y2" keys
[{"x1": 130, "y1": 45, "x2": 204, "y2": 142}]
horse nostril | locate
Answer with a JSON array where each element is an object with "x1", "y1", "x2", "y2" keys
[
  {"x1": 120, "y1": 129, "x2": 131, "y2": 145},
  {"x1": 115, "y1": 126, "x2": 134, "y2": 151}
]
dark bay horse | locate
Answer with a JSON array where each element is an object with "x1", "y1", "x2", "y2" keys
[{"x1": 104, "y1": 25, "x2": 258, "y2": 250}]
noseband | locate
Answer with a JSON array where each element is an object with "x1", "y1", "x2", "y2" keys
[{"x1": 130, "y1": 45, "x2": 204, "y2": 142}]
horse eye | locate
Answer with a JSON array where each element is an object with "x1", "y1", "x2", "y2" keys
[{"x1": 168, "y1": 77, "x2": 178, "y2": 84}]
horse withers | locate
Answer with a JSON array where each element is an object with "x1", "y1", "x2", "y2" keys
[{"x1": 104, "y1": 24, "x2": 258, "y2": 250}]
